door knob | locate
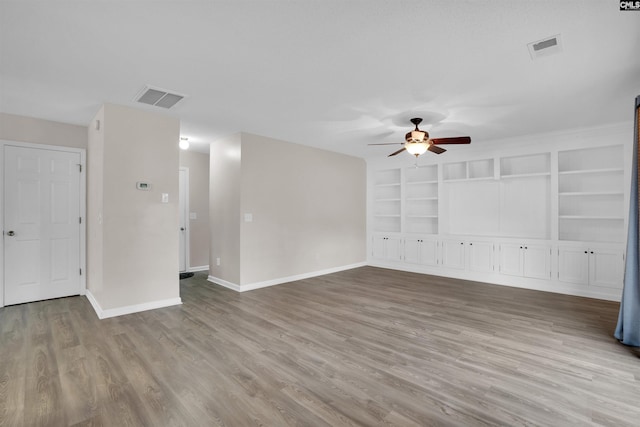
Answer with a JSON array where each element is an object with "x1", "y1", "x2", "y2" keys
[
  {"x1": 6, "y1": 231, "x2": 14, "y2": 236},
  {"x1": 180, "y1": 227, "x2": 185, "y2": 231}
]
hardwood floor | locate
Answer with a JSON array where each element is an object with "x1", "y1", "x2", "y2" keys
[{"x1": 1, "y1": 266, "x2": 639, "y2": 426}]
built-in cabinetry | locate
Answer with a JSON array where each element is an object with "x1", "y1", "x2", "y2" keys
[
  {"x1": 467, "y1": 241, "x2": 496, "y2": 273},
  {"x1": 499, "y1": 243, "x2": 551, "y2": 280},
  {"x1": 372, "y1": 169, "x2": 401, "y2": 233},
  {"x1": 443, "y1": 158, "x2": 494, "y2": 181},
  {"x1": 440, "y1": 239, "x2": 496, "y2": 272},
  {"x1": 558, "y1": 146, "x2": 625, "y2": 243},
  {"x1": 404, "y1": 165, "x2": 438, "y2": 234},
  {"x1": 558, "y1": 245, "x2": 624, "y2": 289},
  {"x1": 368, "y1": 138, "x2": 629, "y2": 301},
  {"x1": 441, "y1": 239, "x2": 466, "y2": 269},
  {"x1": 499, "y1": 153, "x2": 551, "y2": 239},
  {"x1": 371, "y1": 235, "x2": 402, "y2": 262},
  {"x1": 404, "y1": 237, "x2": 438, "y2": 266}
]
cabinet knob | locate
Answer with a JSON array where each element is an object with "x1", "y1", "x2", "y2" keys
[
  {"x1": 584, "y1": 251, "x2": 588, "y2": 254},
  {"x1": 520, "y1": 246, "x2": 523, "y2": 249},
  {"x1": 590, "y1": 251, "x2": 594, "y2": 254},
  {"x1": 525, "y1": 246, "x2": 528, "y2": 250},
  {"x1": 470, "y1": 243, "x2": 473, "y2": 246}
]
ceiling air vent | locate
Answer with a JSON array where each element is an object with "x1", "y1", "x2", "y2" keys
[
  {"x1": 134, "y1": 85, "x2": 186, "y2": 109},
  {"x1": 527, "y1": 34, "x2": 562, "y2": 59}
]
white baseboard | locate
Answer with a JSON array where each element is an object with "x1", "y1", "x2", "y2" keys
[
  {"x1": 207, "y1": 276, "x2": 242, "y2": 292},
  {"x1": 86, "y1": 290, "x2": 182, "y2": 319},
  {"x1": 188, "y1": 265, "x2": 209, "y2": 272},
  {"x1": 208, "y1": 262, "x2": 367, "y2": 292}
]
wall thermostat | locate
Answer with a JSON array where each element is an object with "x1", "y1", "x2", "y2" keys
[{"x1": 136, "y1": 182, "x2": 152, "y2": 191}]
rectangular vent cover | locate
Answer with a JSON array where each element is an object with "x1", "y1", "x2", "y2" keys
[
  {"x1": 134, "y1": 85, "x2": 186, "y2": 109},
  {"x1": 527, "y1": 34, "x2": 562, "y2": 59}
]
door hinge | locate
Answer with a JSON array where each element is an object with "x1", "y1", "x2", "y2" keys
[
  {"x1": 77, "y1": 164, "x2": 82, "y2": 172},
  {"x1": 79, "y1": 217, "x2": 82, "y2": 224},
  {"x1": 79, "y1": 268, "x2": 82, "y2": 275}
]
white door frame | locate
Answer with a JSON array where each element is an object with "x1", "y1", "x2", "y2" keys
[
  {"x1": 179, "y1": 167, "x2": 190, "y2": 272},
  {"x1": 0, "y1": 140, "x2": 86, "y2": 308}
]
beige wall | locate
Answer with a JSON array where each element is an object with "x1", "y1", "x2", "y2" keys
[
  {"x1": 88, "y1": 104, "x2": 180, "y2": 311},
  {"x1": 179, "y1": 150, "x2": 210, "y2": 269},
  {"x1": 87, "y1": 106, "x2": 105, "y2": 294},
  {"x1": 209, "y1": 132, "x2": 366, "y2": 287},
  {"x1": 209, "y1": 133, "x2": 242, "y2": 284},
  {"x1": 239, "y1": 133, "x2": 366, "y2": 285},
  {"x1": 0, "y1": 112, "x2": 87, "y2": 148}
]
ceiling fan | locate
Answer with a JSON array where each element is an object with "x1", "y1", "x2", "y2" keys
[{"x1": 369, "y1": 118, "x2": 471, "y2": 157}]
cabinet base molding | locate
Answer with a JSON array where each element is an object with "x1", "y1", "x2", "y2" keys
[{"x1": 368, "y1": 261, "x2": 622, "y2": 302}]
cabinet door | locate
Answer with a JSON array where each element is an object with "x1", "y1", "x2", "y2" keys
[
  {"x1": 404, "y1": 238, "x2": 438, "y2": 266},
  {"x1": 499, "y1": 243, "x2": 523, "y2": 276},
  {"x1": 442, "y1": 240, "x2": 465, "y2": 269},
  {"x1": 386, "y1": 237, "x2": 403, "y2": 261},
  {"x1": 522, "y1": 244, "x2": 551, "y2": 279},
  {"x1": 372, "y1": 236, "x2": 386, "y2": 259},
  {"x1": 420, "y1": 239, "x2": 439, "y2": 267},
  {"x1": 404, "y1": 238, "x2": 421, "y2": 264},
  {"x1": 468, "y1": 241, "x2": 494, "y2": 273},
  {"x1": 558, "y1": 246, "x2": 589, "y2": 285},
  {"x1": 590, "y1": 249, "x2": 624, "y2": 289}
]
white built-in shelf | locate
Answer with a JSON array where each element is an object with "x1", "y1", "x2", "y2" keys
[
  {"x1": 406, "y1": 180, "x2": 438, "y2": 185},
  {"x1": 443, "y1": 159, "x2": 495, "y2": 181},
  {"x1": 558, "y1": 145, "x2": 623, "y2": 172},
  {"x1": 558, "y1": 168, "x2": 623, "y2": 176},
  {"x1": 468, "y1": 158, "x2": 495, "y2": 179},
  {"x1": 468, "y1": 176, "x2": 495, "y2": 182},
  {"x1": 559, "y1": 191, "x2": 623, "y2": 196},
  {"x1": 559, "y1": 215, "x2": 624, "y2": 220},
  {"x1": 443, "y1": 161, "x2": 467, "y2": 181},
  {"x1": 501, "y1": 153, "x2": 550, "y2": 177},
  {"x1": 374, "y1": 168, "x2": 401, "y2": 185},
  {"x1": 501, "y1": 172, "x2": 551, "y2": 179},
  {"x1": 557, "y1": 145, "x2": 625, "y2": 243},
  {"x1": 403, "y1": 164, "x2": 439, "y2": 234},
  {"x1": 372, "y1": 169, "x2": 402, "y2": 232}
]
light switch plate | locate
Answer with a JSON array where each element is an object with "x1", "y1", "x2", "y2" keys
[
  {"x1": 244, "y1": 213, "x2": 253, "y2": 222},
  {"x1": 189, "y1": 212, "x2": 197, "y2": 220},
  {"x1": 162, "y1": 193, "x2": 169, "y2": 203}
]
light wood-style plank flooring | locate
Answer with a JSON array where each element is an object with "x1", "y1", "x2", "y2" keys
[{"x1": 1, "y1": 267, "x2": 639, "y2": 426}]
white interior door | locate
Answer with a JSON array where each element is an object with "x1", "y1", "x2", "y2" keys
[
  {"x1": 4, "y1": 145, "x2": 81, "y2": 305},
  {"x1": 178, "y1": 168, "x2": 188, "y2": 272}
]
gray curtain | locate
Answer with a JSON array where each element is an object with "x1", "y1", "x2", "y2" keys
[{"x1": 615, "y1": 95, "x2": 640, "y2": 347}]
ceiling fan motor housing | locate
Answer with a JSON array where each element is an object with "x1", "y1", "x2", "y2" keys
[{"x1": 406, "y1": 130, "x2": 429, "y2": 143}]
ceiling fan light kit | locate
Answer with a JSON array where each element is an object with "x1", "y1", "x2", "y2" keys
[
  {"x1": 369, "y1": 117, "x2": 471, "y2": 158},
  {"x1": 405, "y1": 141, "x2": 429, "y2": 156}
]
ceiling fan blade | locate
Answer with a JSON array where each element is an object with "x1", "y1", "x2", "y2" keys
[
  {"x1": 431, "y1": 136, "x2": 471, "y2": 145},
  {"x1": 428, "y1": 145, "x2": 446, "y2": 154},
  {"x1": 368, "y1": 142, "x2": 402, "y2": 146},
  {"x1": 388, "y1": 147, "x2": 407, "y2": 157}
]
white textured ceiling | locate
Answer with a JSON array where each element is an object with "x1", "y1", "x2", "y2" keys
[{"x1": 1, "y1": 1, "x2": 639, "y2": 157}]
